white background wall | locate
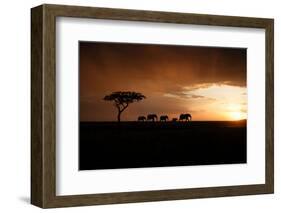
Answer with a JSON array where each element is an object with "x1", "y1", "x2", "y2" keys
[{"x1": 0, "y1": 0, "x2": 279, "y2": 212}]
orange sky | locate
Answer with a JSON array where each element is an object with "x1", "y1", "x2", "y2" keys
[{"x1": 79, "y1": 42, "x2": 247, "y2": 121}]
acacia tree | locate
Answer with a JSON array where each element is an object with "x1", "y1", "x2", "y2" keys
[{"x1": 104, "y1": 91, "x2": 146, "y2": 122}]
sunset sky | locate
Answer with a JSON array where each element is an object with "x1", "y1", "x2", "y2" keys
[{"x1": 79, "y1": 42, "x2": 247, "y2": 121}]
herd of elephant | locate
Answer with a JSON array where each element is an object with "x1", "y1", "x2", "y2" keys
[{"x1": 137, "y1": 113, "x2": 192, "y2": 122}]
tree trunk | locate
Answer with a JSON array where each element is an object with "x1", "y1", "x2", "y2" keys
[{"x1": 117, "y1": 111, "x2": 121, "y2": 122}]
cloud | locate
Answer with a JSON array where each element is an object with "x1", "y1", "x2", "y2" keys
[
  {"x1": 164, "y1": 92, "x2": 206, "y2": 100},
  {"x1": 191, "y1": 95, "x2": 206, "y2": 99}
]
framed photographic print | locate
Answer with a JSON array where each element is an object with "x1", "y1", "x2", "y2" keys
[{"x1": 31, "y1": 4, "x2": 274, "y2": 208}]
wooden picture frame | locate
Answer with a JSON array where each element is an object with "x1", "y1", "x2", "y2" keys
[{"x1": 31, "y1": 4, "x2": 274, "y2": 208}]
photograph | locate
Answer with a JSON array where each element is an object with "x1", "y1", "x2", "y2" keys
[{"x1": 79, "y1": 41, "x2": 247, "y2": 170}]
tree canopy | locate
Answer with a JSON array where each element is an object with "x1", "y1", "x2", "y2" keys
[{"x1": 104, "y1": 91, "x2": 146, "y2": 122}]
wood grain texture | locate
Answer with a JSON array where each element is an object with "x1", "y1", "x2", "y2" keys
[
  {"x1": 265, "y1": 20, "x2": 274, "y2": 193},
  {"x1": 31, "y1": 5, "x2": 43, "y2": 207},
  {"x1": 31, "y1": 4, "x2": 274, "y2": 208}
]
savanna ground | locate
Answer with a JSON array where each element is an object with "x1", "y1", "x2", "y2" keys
[{"x1": 79, "y1": 120, "x2": 246, "y2": 170}]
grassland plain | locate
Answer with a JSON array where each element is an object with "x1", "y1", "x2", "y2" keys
[{"x1": 79, "y1": 120, "x2": 246, "y2": 170}]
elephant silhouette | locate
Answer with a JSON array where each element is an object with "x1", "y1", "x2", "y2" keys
[
  {"x1": 160, "y1": 115, "x2": 169, "y2": 122},
  {"x1": 172, "y1": 118, "x2": 178, "y2": 122},
  {"x1": 147, "y1": 114, "x2": 158, "y2": 122},
  {"x1": 137, "y1": 116, "x2": 146, "y2": 121},
  {"x1": 179, "y1": 113, "x2": 192, "y2": 122}
]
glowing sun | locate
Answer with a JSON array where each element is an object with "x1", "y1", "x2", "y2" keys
[{"x1": 229, "y1": 111, "x2": 245, "y2": 121}]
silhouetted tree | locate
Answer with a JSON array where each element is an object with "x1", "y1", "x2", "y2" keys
[{"x1": 104, "y1": 91, "x2": 146, "y2": 122}]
